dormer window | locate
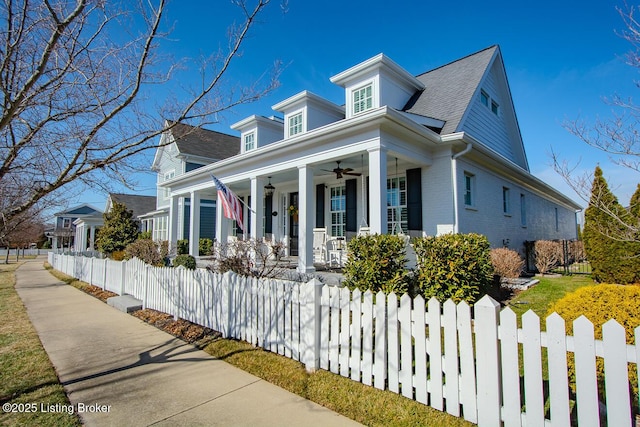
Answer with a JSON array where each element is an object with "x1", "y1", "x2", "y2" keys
[
  {"x1": 244, "y1": 132, "x2": 255, "y2": 151},
  {"x1": 480, "y1": 90, "x2": 489, "y2": 107},
  {"x1": 353, "y1": 84, "x2": 373, "y2": 115},
  {"x1": 491, "y1": 100, "x2": 499, "y2": 115},
  {"x1": 288, "y1": 112, "x2": 303, "y2": 137}
]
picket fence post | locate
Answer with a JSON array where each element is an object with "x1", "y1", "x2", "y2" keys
[
  {"x1": 301, "y1": 278, "x2": 323, "y2": 372},
  {"x1": 120, "y1": 259, "x2": 126, "y2": 296},
  {"x1": 474, "y1": 295, "x2": 501, "y2": 427}
]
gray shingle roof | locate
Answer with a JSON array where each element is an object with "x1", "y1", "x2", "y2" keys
[
  {"x1": 109, "y1": 194, "x2": 157, "y2": 218},
  {"x1": 404, "y1": 45, "x2": 498, "y2": 135},
  {"x1": 168, "y1": 121, "x2": 240, "y2": 160}
]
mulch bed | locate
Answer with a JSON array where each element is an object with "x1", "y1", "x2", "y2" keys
[
  {"x1": 132, "y1": 309, "x2": 221, "y2": 345},
  {"x1": 82, "y1": 285, "x2": 118, "y2": 302}
]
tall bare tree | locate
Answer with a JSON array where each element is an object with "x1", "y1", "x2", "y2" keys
[
  {"x1": 554, "y1": 3, "x2": 640, "y2": 242},
  {"x1": 0, "y1": 0, "x2": 281, "y2": 244}
]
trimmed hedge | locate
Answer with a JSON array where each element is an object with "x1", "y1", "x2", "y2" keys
[
  {"x1": 173, "y1": 254, "x2": 196, "y2": 270},
  {"x1": 342, "y1": 234, "x2": 409, "y2": 295},
  {"x1": 413, "y1": 233, "x2": 493, "y2": 303}
]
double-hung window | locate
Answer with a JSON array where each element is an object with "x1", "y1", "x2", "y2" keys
[
  {"x1": 244, "y1": 132, "x2": 255, "y2": 152},
  {"x1": 464, "y1": 173, "x2": 475, "y2": 207},
  {"x1": 163, "y1": 170, "x2": 175, "y2": 199},
  {"x1": 330, "y1": 185, "x2": 346, "y2": 237},
  {"x1": 353, "y1": 84, "x2": 373, "y2": 115},
  {"x1": 288, "y1": 112, "x2": 303, "y2": 137},
  {"x1": 503, "y1": 187, "x2": 510, "y2": 214},
  {"x1": 387, "y1": 176, "x2": 407, "y2": 234}
]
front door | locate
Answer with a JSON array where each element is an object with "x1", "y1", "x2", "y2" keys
[{"x1": 289, "y1": 192, "x2": 299, "y2": 256}]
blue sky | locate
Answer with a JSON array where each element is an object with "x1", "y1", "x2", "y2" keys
[{"x1": 73, "y1": 0, "x2": 639, "y2": 213}]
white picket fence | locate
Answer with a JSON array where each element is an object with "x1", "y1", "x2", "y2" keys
[{"x1": 48, "y1": 253, "x2": 639, "y2": 427}]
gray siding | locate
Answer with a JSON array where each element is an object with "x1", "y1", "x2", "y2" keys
[{"x1": 461, "y1": 64, "x2": 516, "y2": 163}]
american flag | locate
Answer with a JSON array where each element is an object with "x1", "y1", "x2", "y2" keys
[{"x1": 211, "y1": 174, "x2": 245, "y2": 232}]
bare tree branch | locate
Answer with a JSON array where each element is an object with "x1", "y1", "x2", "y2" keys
[{"x1": 0, "y1": 0, "x2": 282, "y2": 240}]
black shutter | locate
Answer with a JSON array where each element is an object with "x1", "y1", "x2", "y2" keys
[
  {"x1": 315, "y1": 184, "x2": 325, "y2": 228},
  {"x1": 346, "y1": 178, "x2": 357, "y2": 233},
  {"x1": 406, "y1": 168, "x2": 422, "y2": 231},
  {"x1": 265, "y1": 194, "x2": 273, "y2": 234},
  {"x1": 236, "y1": 197, "x2": 244, "y2": 235}
]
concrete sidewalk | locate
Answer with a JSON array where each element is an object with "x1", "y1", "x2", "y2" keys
[{"x1": 15, "y1": 257, "x2": 361, "y2": 426}]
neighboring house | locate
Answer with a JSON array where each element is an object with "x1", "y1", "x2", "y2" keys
[
  {"x1": 140, "y1": 121, "x2": 240, "y2": 244},
  {"x1": 157, "y1": 45, "x2": 581, "y2": 273},
  {"x1": 52, "y1": 204, "x2": 102, "y2": 250},
  {"x1": 73, "y1": 193, "x2": 158, "y2": 252},
  {"x1": 106, "y1": 193, "x2": 157, "y2": 231}
]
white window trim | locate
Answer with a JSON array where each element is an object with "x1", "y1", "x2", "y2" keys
[
  {"x1": 330, "y1": 185, "x2": 346, "y2": 237},
  {"x1": 244, "y1": 132, "x2": 256, "y2": 152},
  {"x1": 464, "y1": 172, "x2": 476, "y2": 208},
  {"x1": 502, "y1": 186, "x2": 511, "y2": 215},
  {"x1": 163, "y1": 169, "x2": 175, "y2": 199},
  {"x1": 351, "y1": 81, "x2": 375, "y2": 116},
  {"x1": 287, "y1": 111, "x2": 304, "y2": 138}
]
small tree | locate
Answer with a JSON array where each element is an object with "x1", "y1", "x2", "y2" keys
[
  {"x1": 490, "y1": 247, "x2": 524, "y2": 279},
  {"x1": 124, "y1": 239, "x2": 168, "y2": 266},
  {"x1": 96, "y1": 201, "x2": 139, "y2": 256},
  {"x1": 533, "y1": 240, "x2": 563, "y2": 275}
]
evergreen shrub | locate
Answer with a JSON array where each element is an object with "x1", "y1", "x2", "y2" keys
[
  {"x1": 124, "y1": 239, "x2": 168, "y2": 266},
  {"x1": 177, "y1": 239, "x2": 189, "y2": 255},
  {"x1": 550, "y1": 284, "x2": 640, "y2": 410},
  {"x1": 342, "y1": 234, "x2": 409, "y2": 295},
  {"x1": 199, "y1": 238, "x2": 213, "y2": 256},
  {"x1": 413, "y1": 233, "x2": 493, "y2": 303},
  {"x1": 173, "y1": 254, "x2": 196, "y2": 270}
]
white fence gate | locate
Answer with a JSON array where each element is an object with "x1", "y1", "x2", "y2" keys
[{"x1": 48, "y1": 253, "x2": 639, "y2": 427}]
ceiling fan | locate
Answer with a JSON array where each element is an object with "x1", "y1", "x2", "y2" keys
[{"x1": 323, "y1": 160, "x2": 362, "y2": 179}]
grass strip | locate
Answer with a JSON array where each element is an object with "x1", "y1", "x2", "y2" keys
[
  {"x1": 204, "y1": 338, "x2": 474, "y2": 427},
  {"x1": 0, "y1": 262, "x2": 81, "y2": 426}
]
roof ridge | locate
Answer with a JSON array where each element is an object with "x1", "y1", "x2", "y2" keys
[{"x1": 415, "y1": 45, "x2": 498, "y2": 77}]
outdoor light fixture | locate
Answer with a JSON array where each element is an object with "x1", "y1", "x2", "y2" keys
[{"x1": 264, "y1": 177, "x2": 275, "y2": 197}]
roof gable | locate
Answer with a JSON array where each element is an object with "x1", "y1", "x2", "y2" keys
[
  {"x1": 405, "y1": 46, "x2": 497, "y2": 135},
  {"x1": 55, "y1": 204, "x2": 102, "y2": 217},
  {"x1": 152, "y1": 121, "x2": 240, "y2": 170},
  {"x1": 405, "y1": 45, "x2": 528, "y2": 170},
  {"x1": 107, "y1": 193, "x2": 157, "y2": 218}
]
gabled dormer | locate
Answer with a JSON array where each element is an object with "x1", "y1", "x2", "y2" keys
[
  {"x1": 231, "y1": 115, "x2": 284, "y2": 153},
  {"x1": 330, "y1": 54, "x2": 425, "y2": 119},
  {"x1": 272, "y1": 91, "x2": 344, "y2": 139}
]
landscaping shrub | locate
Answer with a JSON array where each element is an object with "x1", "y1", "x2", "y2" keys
[
  {"x1": 96, "y1": 201, "x2": 139, "y2": 256},
  {"x1": 549, "y1": 284, "x2": 640, "y2": 411},
  {"x1": 490, "y1": 247, "x2": 524, "y2": 279},
  {"x1": 209, "y1": 239, "x2": 288, "y2": 279},
  {"x1": 342, "y1": 234, "x2": 409, "y2": 295},
  {"x1": 173, "y1": 254, "x2": 196, "y2": 270},
  {"x1": 177, "y1": 239, "x2": 189, "y2": 255},
  {"x1": 533, "y1": 240, "x2": 562, "y2": 275},
  {"x1": 413, "y1": 233, "x2": 493, "y2": 303},
  {"x1": 124, "y1": 239, "x2": 168, "y2": 266},
  {"x1": 199, "y1": 238, "x2": 213, "y2": 256},
  {"x1": 138, "y1": 231, "x2": 152, "y2": 240}
]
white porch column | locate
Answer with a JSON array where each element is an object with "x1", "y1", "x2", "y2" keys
[
  {"x1": 168, "y1": 195, "x2": 180, "y2": 249},
  {"x1": 215, "y1": 196, "x2": 229, "y2": 243},
  {"x1": 89, "y1": 226, "x2": 96, "y2": 251},
  {"x1": 189, "y1": 191, "x2": 201, "y2": 256},
  {"x1": 368, "y1": 147, "x2": 388, "y2": 234},
  {"x1": 75, "y1": 224, "x2": 86, "y2": 252},
  {"x1": 298, "y1": 165, "x2": 315, "y2": 274},
  {"x1": 250, "y1": 177, "x2": 265, "y2": 240}
]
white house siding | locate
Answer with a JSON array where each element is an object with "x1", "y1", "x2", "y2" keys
[
  {"x1": 461, "y1": 64, "x2": 518, "y2": 166},
  {"x1": 455, "y1": 158, "x2": 577, "y2": 254},
  {"x1": 306, "y1": 105, "x2": 343, "y2": 132},
  {"x1": 155, "y1": 142, "x2": 185, "y2": 210},
  {"x1": 421, "y1": 152, "x2": 455, "y2": 236}
]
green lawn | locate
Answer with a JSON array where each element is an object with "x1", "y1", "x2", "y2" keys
[
  {"x1": 506, "y1": 274, "x2": 595, "y2": 325},
  {"x1": 0, "y1": 262, "x2": 81, "y2": 426}
]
